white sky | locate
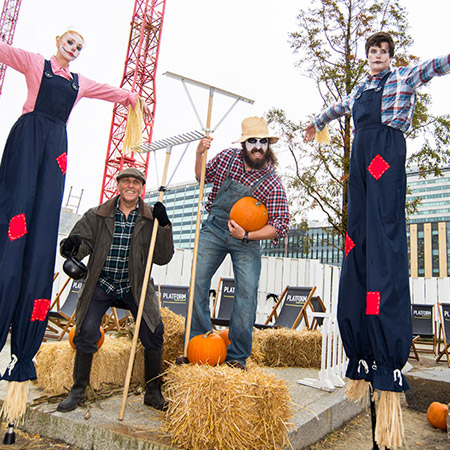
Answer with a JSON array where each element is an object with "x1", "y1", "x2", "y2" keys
[{"x1": 0, "y1": 0, "x2": 448, "y2": 215}]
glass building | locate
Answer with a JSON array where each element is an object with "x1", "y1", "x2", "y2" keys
[
  {"x1": 406, "y1": 167, "x2": 450, "y2": 277},
  {"x1": 145, "y1": 181, "x2": 212, "y2": 249}
]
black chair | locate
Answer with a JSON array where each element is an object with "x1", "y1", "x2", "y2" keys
[
  {"x1": 308, "y1": 295, "x2": 327, "y2": 330},
  {"x1": 254, "y1": 285, "x2": 317, "y2": 330},
  {"x1": 45, "y1": 278, "x2": 83, "y2": 340},
  {"x1": 409, "y1": 303, "x2": 436, "y2": 360},
  {"x1": 158, "y1": 284, "x2": 189, "y2": 317},
  {"x1": 211, "y1": 278, "x2": 235, "y2": 327},
  {"x1": 436, "y1": 303, "x2": 450, "y2": 367}
]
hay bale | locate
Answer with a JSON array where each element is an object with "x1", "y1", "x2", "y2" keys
[
  {"x1": 251, "y1": 328, "x2": 322, "y2": 368},
  {"x1": 35, "y1": 336, "x2": 145, "y2": 395},
  {"x1": 163, "y1": 364, "x2": 294, "y2": 450},
  {"x1": 160, "y1": 307, "x2": 185, "y2": 369}
]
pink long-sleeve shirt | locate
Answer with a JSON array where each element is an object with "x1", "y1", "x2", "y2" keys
[{"x1": 0, "y1": 41, "x2": 138, "y2": 118}]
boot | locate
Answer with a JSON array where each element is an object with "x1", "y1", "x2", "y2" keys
[
  {"x1": 144, "y1": 349, "x2": 168, "y2": 411},
  {"x1": 57, "y1": 350, "x2": 93, "y2": 412}
]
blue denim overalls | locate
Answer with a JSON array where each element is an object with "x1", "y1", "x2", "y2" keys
[
  {"x1": 337, "y1": 72, "x2": 412, "y2": 392},
  {"x1": 191, "y1": 149, "x2": 273, "y2": 365},
  {"x1": 0, "y1": 60, "x2": 78, "y2": 382}
]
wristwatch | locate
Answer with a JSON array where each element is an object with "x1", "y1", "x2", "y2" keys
[{"x1": 242, "y1": 231, "x2": 249, "y2": 244}]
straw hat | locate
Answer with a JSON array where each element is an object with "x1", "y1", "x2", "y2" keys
[{"x1": 232, "y1": 116, "x2": 279, "y2": 144}]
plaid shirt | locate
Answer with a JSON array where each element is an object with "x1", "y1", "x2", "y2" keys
[
  {"x1": 99, "y1": 199, "x2": 138, "y2": 298},
  {"x1": 313, "y1": 54, "x2": 450, "y2": 133},
  {"x1": 204, "y1": 148, "x2": 289, "y2": 244}
]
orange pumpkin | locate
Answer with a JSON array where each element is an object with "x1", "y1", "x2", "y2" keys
[
  {"x1": 427, "y1": 401, "x2": 448, "y2": 431},
  {"x1": 69, "y1": 326, "x2": 105, "y2": 351},
  {"x1": 187, "y1": 331, "x2": 227, "y2": 365},
  {"x1": 218, "y1": 329, "x2": 231, "y2": 347},
  {"x1": 229, "y1": 196, "x2": 268, "y2": 232}
]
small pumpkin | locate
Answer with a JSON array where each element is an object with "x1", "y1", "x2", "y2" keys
[
  {"x1": 229, "y1": 196, "x2": 268, "y2": 232},
  {"x1": 187, "y1": 331, "x2": 227, "y2": 365},
  {"x1": 218, "y1": 329, "x2": 231, "y2": 347},
  {"x1": 69, "y1": 325, "x2": 105, "y2": 351},
  {"x1": 426, "y1": 401, "x2": 448, "y2": 431}
]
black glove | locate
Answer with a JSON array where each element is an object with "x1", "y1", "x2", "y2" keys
[
  {"x1": 61, "y1": 234, "x2": 82, "y2": 258},
  {"x1": 153, "y1": 201, "x2": 171, "y2": 227}
]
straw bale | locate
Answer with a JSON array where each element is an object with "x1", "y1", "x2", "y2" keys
[
  {"x1": 35, "y1": 336, "x2": 145, "y2": 395},
  {"x1": 163, "y1": 364, "x2": 294, "y2": 450},
  {"x1": 251, "y1": 328, "x2": 322, "y2": 368},
  {"x1": 160, "y1": 307, "x2": 185, "y2": 369}
]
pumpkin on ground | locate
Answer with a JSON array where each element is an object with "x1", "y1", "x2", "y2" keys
[
  {"x1": 69, "y1": 325, "x2": 105, "y2": 351},
  {"x1": 218, "y1": 329, "x2": 231, "y2": 347},
  {"x1": 229, "y1": 196, "x2": 268, "y2": 232},
  {"x1": 426, "y1": 401, "x2": 448, "y2": 431},
  {"x1": 187, "y1": 331, "x2": 227, "y2": 365}
]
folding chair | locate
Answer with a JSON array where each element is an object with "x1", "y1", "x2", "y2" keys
[
  {"x1": 254, "y1": 285, "x2": 317, "y2": 330},
  {"x1": 158, "y1": 284, "x2": 189, "y2": 317},
  {"x1": 409, "y1": 303, "x2": 436, "y2": 360},
  {"x1": 436, "y1": 303, "x2": 450, "y2": 367},
  {"x1": 102, "y1": 307, "x2": 130, "y2": 333},
  {"x1": 211, "y1": 277, "x2": 235, "y2": 327},
  {"x1": 307, "y1": 295, "x2": 327, "y2": 330},
  {"x1": 45, "y1": 279, "x2": 83, "y2": 340}
]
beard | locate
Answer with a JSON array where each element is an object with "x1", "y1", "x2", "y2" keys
[{"x1": 242, "y1": 147, "x2": 270, "y2": 170}]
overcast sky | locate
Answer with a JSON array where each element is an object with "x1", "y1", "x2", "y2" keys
[{"x1": 0, "y1": 0, "x2": 448, "y2": 215}]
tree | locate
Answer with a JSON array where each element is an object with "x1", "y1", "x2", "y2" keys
[{"x1": 267, "y1": 0, "x2": 450, "y2": 241}]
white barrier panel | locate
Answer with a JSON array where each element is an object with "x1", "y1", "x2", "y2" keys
[{"x1": 298, "y1": 313, "x2": 347, "y2": 392}]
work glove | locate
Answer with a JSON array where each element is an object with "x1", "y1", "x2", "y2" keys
[
  {"x1": 153, "y1": 201, "x2": 171, "y2": 227},
  {"x1": 61, "y1": 234, "x2": 82, "y2": 258}
]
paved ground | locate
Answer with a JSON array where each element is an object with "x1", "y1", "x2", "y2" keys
[{"x1": 0, "y1": 339, "x2": 448, "y2": 449}]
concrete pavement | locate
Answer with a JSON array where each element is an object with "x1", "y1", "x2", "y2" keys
[{"x1": 1, "y1": 337, "x2": 449, "y2": 449}]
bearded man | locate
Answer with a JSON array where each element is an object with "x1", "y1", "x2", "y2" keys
[{"x1": 185, "y1": 116, "x2": 289, "y2": 369}]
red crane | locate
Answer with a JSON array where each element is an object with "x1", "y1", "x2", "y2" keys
[
  {"x1": 100, "y1": 0, "x2": 167, "y2": 202},
  {"x1": 0, "y1": 0, "x2": 22, "y2": 95}
]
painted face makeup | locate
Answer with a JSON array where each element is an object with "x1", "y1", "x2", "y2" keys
[
  {"x1": 58, "y1": 33, "x2": 84, "y2": 62},
  {"x1": 245, "y1": 138, "x2": 269, "y2": 152}
]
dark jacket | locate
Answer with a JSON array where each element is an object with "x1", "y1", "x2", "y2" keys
[{"x1": 62, "y1": 196, "x2": 174, "y2": 332}]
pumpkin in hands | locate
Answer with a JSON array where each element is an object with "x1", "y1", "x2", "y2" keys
[
  {"x1": 187, "y1": 331, "x2": 227, "y2": 365},
  {"x1": 426, "y1": 401, "x2": 448, "y2": 431},
  {"x1": 230, "y1": 196, "x2": 268, "y2": 232}
]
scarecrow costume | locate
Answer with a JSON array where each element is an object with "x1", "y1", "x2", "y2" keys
[
  {"x1": 190, "y1": 117, "x2": 289, "y2": 367},
  {"x1": 0, "y1": 39, "x2": 140, "y2": 423},
  {"x1": 310, "y1": 37, "x2": 450, "y2": 447}
]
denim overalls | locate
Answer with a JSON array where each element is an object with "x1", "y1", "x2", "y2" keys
[
  {"x1": 0, "y1": 60, "x2": 78, "y2": 382},
  {"x1": 337, "y1": 72, "x2": 412, "y2": 392},
  {"x1": 191, "y1": 150, "x2": 273, "y2": 364}
]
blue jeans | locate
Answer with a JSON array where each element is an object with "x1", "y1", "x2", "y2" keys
[{"x1": 191, "y1": 215, "x2": 261, "y2": 365}]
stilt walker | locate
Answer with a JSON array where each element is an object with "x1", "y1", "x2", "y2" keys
[
  {"x1": 304, "y1": 32, "x2": 450, "y2": 448},
  {"x1": 0, "y1": 29, "x2": 151, "y2": 425}
]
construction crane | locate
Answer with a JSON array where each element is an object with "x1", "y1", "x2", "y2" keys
[
  {"x1": 0, "y1": 0, "x2": 22, "y2": 95},
  {"x1": 100, "y1": 0, "x2": 167, "y2": 202}
]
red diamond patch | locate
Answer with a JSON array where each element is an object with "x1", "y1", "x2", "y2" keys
[
  {"x1": 30, "y1": 299, "x2": 51, "y2": 321},
  {"x1": 56, "y1": 152, "x2": 67, "y2": 175},
  {"x1": 366, "y1": 291, "x2": 381, "y2": 315},
  {"x1": 345, "y1": 233, "x2": 355, "y2": 258},
  {"x1": 367, "y1": 154, "x2": 390, "y2": 180},
  {"x1": 8, "y1": 213, "x2": 28, "y2": 241}
]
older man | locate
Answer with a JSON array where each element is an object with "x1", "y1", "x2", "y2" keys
[{"x1": 57, "y1": 167, "x2": 174, "y2": 412}]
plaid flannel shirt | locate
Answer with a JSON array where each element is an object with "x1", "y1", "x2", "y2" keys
[
  {"x1": 204, "y1": 148, "x2": 289, "y2": 244},
  {"x1": 313, "y1": 54, "x2": 450, "y2": 133},
  {"x1": 99, "y1": 199, "x2": 138, "y2": 298}
]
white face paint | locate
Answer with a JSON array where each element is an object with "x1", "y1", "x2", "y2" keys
[
  {"x1": 58, "y1": 33, "x2": 84, "y2": 62},
  {"x1": 245, "y1": 138, "x2": 269, "y2": 152}
]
